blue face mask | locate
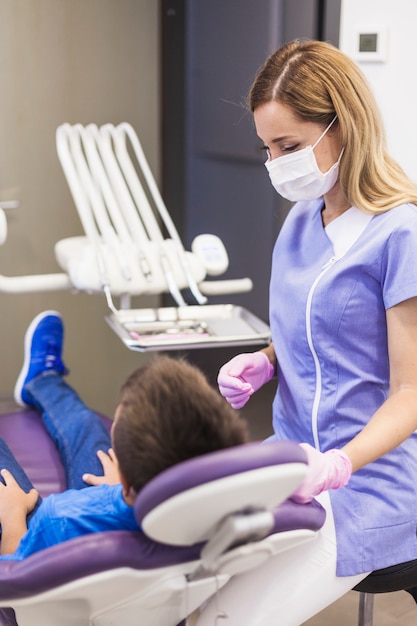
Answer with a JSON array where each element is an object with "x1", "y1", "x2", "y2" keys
[{"x1": 264, "y1": 116, "x2": 344, "y2": 202}]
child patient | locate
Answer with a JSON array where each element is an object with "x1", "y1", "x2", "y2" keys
[{"x1": 0, "y1": 311, "x2": 249, "y2": 560}]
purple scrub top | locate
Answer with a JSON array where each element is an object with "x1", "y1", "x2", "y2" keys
[{"x1": 269, "y1": 200, "x2": 417, "y2": 576}]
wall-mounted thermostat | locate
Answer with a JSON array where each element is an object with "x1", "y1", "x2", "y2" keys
[{"x1": 354, "y1": 27, "x2": 388, "y2": 62}]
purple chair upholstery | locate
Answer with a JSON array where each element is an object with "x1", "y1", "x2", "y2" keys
[
  {"x1": 0, "y1": 409, "x2": 325, "y2": 626},
  {"x1": 0, "y1": 408, "x2": 111, "y2": 497},
  {"x1": 136, "y1": 440, "x2": 311, "y2": 521}
]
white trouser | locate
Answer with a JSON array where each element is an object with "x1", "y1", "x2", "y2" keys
[{"x1": 195, "y1": 492, "x2": 369, "y2": 626}]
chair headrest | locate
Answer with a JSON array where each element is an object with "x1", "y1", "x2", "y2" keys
[{"x1": 135, "y1": 440, "x2": 309, "y2": 546}]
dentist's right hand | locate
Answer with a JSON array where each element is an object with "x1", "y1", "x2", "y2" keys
[{"x1": 217, "y1": 351, "x2": 275, "y2": 409}]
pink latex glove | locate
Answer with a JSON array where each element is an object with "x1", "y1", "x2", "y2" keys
[
  {"x1": 291, "y1": 443, "x2": 352, "y2": 504},
  {"x1": 217, "y1": 352, "x2": 275, "y2": 409}
]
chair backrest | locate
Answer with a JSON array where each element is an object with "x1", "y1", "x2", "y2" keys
[{"x1": 136, "y1": 439, "x2": 312, "y2": 544}]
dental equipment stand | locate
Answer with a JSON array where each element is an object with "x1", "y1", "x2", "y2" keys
[{"x1": 0, "y1": 123, "x2": 271, "y2": 352}]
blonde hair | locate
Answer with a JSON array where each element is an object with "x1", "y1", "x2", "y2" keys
[{"x1": 249, "y1": 40, "x2": 417, "y2": 213}]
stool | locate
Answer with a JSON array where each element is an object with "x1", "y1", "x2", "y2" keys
[{"x1": 354, "y1": 560, "x2": 417, "y2": 626}]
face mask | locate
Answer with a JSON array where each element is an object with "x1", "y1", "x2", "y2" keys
[{"x1": 264, "y1": 116, "x2": 343, "y2": 202}]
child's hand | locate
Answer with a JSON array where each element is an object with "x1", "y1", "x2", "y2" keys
[
  {"x1": 82, "y1": 448, "x2": 121, "y2": 486},
  {"x1": 0, "y1": 469, "x2": 39, "y2": 555},
  {"x1": 0, "y1": 469, "x2": 39, "y2": 522}
]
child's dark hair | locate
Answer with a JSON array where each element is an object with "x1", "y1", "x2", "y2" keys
[{"x1": 112, "y1": 355, "x2": 250, "y2": 493}]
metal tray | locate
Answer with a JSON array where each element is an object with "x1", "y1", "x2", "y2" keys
[{"x1": 106, "y1": 304, "x2": 271, "y2": 351}]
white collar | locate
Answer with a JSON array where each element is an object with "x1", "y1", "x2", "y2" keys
[{"x1": 325, "y1": 207, "x2": 373, "y2": 259}]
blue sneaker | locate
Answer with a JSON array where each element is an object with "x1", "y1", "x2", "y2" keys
[{"x1": 14, "y1": 311, "x2": 69, "y2": 407}]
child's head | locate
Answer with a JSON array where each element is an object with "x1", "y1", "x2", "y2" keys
[{"x1": 112, "y1": 355, "x2": 250, "y2": 494}]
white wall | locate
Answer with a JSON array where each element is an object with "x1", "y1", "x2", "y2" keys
[{"x1": 340, "y1": 0, "x2": 417, "y2": 181}]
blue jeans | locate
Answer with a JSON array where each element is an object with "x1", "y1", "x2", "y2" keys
[{"x1": 0, "y1": 374, "x2": 112, "y2": 496}]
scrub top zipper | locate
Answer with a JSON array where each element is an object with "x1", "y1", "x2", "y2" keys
[{"x1": 305, "y1": 256, "x2": 338, "y2": 450}]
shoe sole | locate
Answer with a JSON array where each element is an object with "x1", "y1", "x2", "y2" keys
[{"x1": 14, "y1": 310, "x2": 62, "y2": 407}]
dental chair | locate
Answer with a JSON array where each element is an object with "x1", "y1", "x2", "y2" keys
[{"x1": 0, "y1": 406, "x2": 325, "y2": 626}]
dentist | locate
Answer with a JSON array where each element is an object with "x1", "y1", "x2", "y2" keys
[{"x1": 198, "y1": 39, "x2": 417, "y2": 625}]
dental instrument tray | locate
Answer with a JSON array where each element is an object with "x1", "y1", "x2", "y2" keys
[{"x1": 106, "y1": 304, "x2": 271, "y2": 351}]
